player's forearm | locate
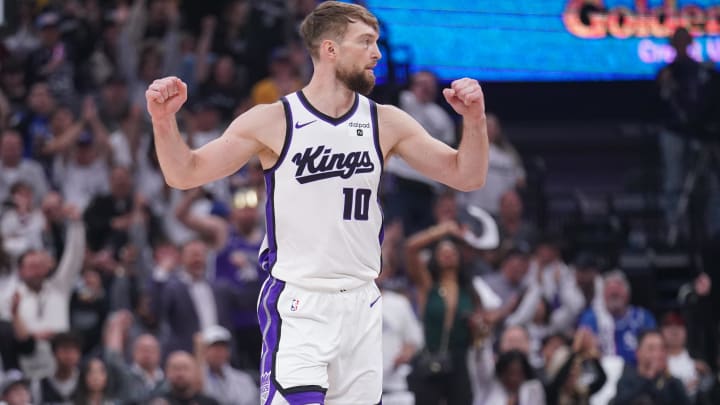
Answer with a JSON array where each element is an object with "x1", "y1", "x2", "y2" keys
[
  {"x1": 152, "y1": 116, "x2": 198, "y2": 189},
  {"x1": 455, "y1": 115, "x2": 489, "y2": 191}
]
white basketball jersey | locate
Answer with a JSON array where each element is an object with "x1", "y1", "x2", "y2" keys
[{"x1": 259, "y1": 91, "x2": 384, "y2": 291}]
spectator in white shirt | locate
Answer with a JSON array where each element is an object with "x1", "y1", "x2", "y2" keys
[
  {"x1": 382, "y1": 288, "x2": 423, "y2": 405},
  {"x1": 1, "y1": 182, "x2": 45, "y2": 260},
  {"x1": 0, "y1": 130, "x2": 49, "y2": 206},
  {"x1": 458, "y1": 113, "x2": 525, "y2": 216},
  {"x1": 661, "y1": 311, "x2": 711, "y2": 399},
  {"x1": 195, "y1": 325, "x2": 259, "y2": 405},
  {"x1": 13, "y1": 209, "x2": 84, "y2": 378}
]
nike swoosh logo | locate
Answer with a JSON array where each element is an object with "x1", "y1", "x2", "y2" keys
[
  {"x1": 369, "y1": 295, "x2": 381, "y2": 308},
  {"x1": 294, "y1": 120, "x2": 317, "y2": 129}
]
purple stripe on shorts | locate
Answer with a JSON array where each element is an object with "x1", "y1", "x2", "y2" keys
[
  {"x1": 259, "y1": 277, "x2": 285, "y2": 405},
  {"x1": 285, "y1": 391, "x2": 325, "y2": 405}
]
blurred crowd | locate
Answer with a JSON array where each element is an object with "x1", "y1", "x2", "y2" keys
[{"x1": 0, "y1": 1, "x2": 719, "y2": 405}]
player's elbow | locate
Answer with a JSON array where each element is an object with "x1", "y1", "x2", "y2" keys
[{"x1": 456, "y1": 175, "x2": 486, "y2": 192}]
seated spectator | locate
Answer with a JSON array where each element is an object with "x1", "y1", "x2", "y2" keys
[
  {"x1": 0, "y1": 129, "x2": 49, "y2": 206},
  {"x1": 250, "y1": 48, "x2": 302, "y2": 105},
  {"x1": 544, "y1": 328, "x2": 607, "y2": 405},
  {"x1": 495, "y1": 189, "x2": 538, "y2": 258},
  {"x1": 612, "y1": 330, "x2": 690, "y2": 405},
  {"x1": 71, "y1": 357, "x2": 122, "y2": 405},
  {"x1": 69, "y1": 267, "x2": 109, "y2": 355},
  {"x1": 30, "y1": 332, "x2": 82, "y2": 404},
  {"x1": 150, "y1": 351, "x2": 219, "y2": 405},
  {"x1": 578, "y1": 270, "x2": 656, "y2": 365},
  {"x1": 151, "y1": 239, "x2": 234, "y2": 356},
  {"x1": 195, "y1": 325, "x2": 258, "y2": 405},
  {"x1": 1, "y1": 369, "x2": 32, "y2": 405},
  {"x1": 104, "y1": 311, "x2": 166, "y2": 405},
  {"x1": 661, "y1": 311, "x2": 711, "y2": 400},
  {"x1": 180, "y1": 187, "x2": 265, "y2": 369},
  {"x1": 1, "y1": 182, "x2": 45, "y2": 260},
  {"x1": 469, "y1": 345, "x2": 546, "y2": 405}
]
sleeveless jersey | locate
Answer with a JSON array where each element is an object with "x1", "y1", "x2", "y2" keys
[{"x1": 259, "y1": 91, "x2": 384, "y2": 291}]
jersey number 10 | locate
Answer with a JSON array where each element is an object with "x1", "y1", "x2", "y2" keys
[{"x1": 342, "y1": 188, "x2": 371, "y2": 221}]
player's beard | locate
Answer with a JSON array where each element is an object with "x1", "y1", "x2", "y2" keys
[{"x1": 337, "y1": 64, "x2": 375, "y2": 95}]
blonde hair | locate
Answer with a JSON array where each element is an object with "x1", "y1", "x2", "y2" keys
[{"x1": 299, "y1": 1, "x2": 379, "y2": 59}]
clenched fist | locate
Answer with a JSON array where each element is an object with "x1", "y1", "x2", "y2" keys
[
  {"x1": 442, "y1": 78, "x2": 485, "y2": 119},
  {"x1": 145, "y1": 76, "x2": 188, "y2": 120}
]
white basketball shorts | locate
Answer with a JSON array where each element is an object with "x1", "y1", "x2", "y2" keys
[{"x1": 257, "y1": 275, "x2": 383, "y2": 405}]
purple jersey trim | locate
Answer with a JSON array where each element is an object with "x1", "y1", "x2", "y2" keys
[{"x1": 297, "y1": 90, "x2": 359, "y2": 127}]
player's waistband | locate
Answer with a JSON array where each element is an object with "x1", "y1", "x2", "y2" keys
[{"x1": 265, "y1": 274, "x2": 375, "y2": 294}]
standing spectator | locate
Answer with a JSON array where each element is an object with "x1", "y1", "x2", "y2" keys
[
  {"x1": 195, "y1": 325, "x2": 259, "y2": 405},
  {"x1": 657, "y1": 27, "x2": 720, "y2": 239},
  {"x1": 578, "y1": 271, "x2": 657, "y2": 365},
  {"x1": 83, "y1": 166, "x2": 152, "y2": 254},
  {"x1": 26, "y1": 11, "x2": 75, "y2": 103},
  {"x1": 405, "y1": 222, "x2": 479, "y2": 405},
  {"x1": 71, "y1": 357, "x2": 122, "y2": 405},
  {"x1": 52, "y1": 96, "x2": 111, "y2": 211},
  {"x1": 151, "y1": 351, "x2": 220, "y2": 405},
  {"x1": 0, "y1": 130, "x2": 49, "y2": 206},
  {"x1": 381, "y1": 285, "x2": 424, "y2": 405},
  {"x1": 385, "y1": 70, "x2": 456, "y2": 235},
  {"x1": 14, "y1": 210, "x2": 84, "y2": 379},
  {"x1": 16, "y1": 82, "x2": 56, "y2": 159},
  {"x1": 30, "y1": 332, "x2": 82, "y2": 404},
  {"x1": 612, "y1": 330, "x2": 690, "y2": 405},
  {"x1": 1, "y1": 369, "x2": 33, "y2": 405},
  {"x1": 661, "y1": 312, "x2": 711, "y2": 399},
  {"x1": 0, "y1": 293, "x2": 36, "y2": 374},
  {"x1": 528, "y1": 237, "x2": 584, "y2": 335},
  {"x1": 494, "y1": 189, "x2": 538, "y2": 259},
  {"x1": 544, "y1": 328, "x2": 607, "y2": 405},
  {"x1": 458, "y1": 113, "x2": 525, "y2": 216}
]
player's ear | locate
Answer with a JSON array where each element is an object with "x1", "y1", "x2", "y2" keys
[{"x1": 321, "y1": 39, "x2": 336, "y2": 59}]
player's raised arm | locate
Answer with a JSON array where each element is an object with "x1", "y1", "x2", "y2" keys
[
  {"x1": 146, "y1": 76, "x2": 277, "y2": 189},
  {"x1": 383, "y1": 77, "x2": 489, "y2": 192}
]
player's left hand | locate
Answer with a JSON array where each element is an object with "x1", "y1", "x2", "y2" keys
[{"x1": 442, "y1": 78, "x2": 485, "y2": 119}]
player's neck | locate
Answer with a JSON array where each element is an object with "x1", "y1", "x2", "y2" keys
[{"x1": 303, "y1": 73, "x2": 356, "y2": 119}]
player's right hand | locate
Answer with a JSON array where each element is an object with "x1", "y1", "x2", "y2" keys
[{"x1": 146, "y1": 76, "x2": 187, "y2": 120}]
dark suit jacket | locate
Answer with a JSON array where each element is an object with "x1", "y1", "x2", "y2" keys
[{"x1": 151, "y1": 273, "x2": 235, "y2": 356}]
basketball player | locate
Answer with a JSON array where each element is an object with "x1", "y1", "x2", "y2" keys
[{"x1": 146, "y1": 2, "x2": 488, "y2": 404}]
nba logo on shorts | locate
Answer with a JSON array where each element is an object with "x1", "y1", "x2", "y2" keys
[{"x1": 290, "y1": 298, "x2": 300, "y2": 312}]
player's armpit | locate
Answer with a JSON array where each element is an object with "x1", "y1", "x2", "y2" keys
[
  {"x1": 379, "y1": 104, "x2": 483, "y2": 191},
  {"x1": 171, "y1": 102, "x2": 285, "y2": 189}
]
